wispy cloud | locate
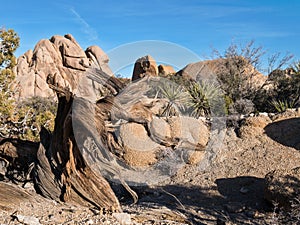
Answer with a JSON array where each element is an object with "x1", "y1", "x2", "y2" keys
[{"x1": 70, "y1": 8, "x2": 98, "y2": 41}]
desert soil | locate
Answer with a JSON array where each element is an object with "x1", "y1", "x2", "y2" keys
[{"x1": 1, "y1": 113, "x2": 300, "y2": 225}]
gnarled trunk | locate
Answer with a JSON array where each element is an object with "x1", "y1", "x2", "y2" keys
[{"x1": 33, "y1": 85, "x2": 121, "y2": 211}]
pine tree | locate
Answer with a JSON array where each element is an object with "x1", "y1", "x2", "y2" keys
[{"x1": 0, "y1": 28, "x2": 20, "y2": 137}]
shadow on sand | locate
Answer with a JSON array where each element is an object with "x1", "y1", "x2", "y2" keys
[
  {"x1": 265, "y1": 117, "x2": 300, "y2": 150},
  {"x1": 114, "y1": 176, "x2": 271, "y2": 224}
]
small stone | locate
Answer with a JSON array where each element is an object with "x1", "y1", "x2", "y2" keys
[
  {"x1": 85, "y1": 219, "x2": 94, "y2": 224},
  {"x1": 112, "y1": 213, "x2": 131, "y2": 225},
  {"x1": 239, "y1": 187, "x2": 249, "y2": 194},
  {"x1": 23, "y1": 182, "x2": 34, "y2": 189},
  {"x1": 224, "y1": 202, "x2": 245, "y2": 213},
  {"x1": 245, "y1": 210, "x2": 263, "y2": 218},
  {"x1": 15, "y1": 215, "x2": 41, "y2": 225},
  {"x1": 259, "y1": 112, "x2": 268, "y2": 117}
]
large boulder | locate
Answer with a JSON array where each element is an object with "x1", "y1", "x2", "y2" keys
[
  {"x1": 132, "y1": 55, "x2": 158, "y2": 81},
  {"x1": 118, "y1": 122, "x2": 162, "y2": 167},
  {"x1": 118, "y1": 116, "x2": 210, "y2": 166},
  {"x1": 168, "y1": 116, "x2": 209, "y2": 147},
  {"x1": 13, "y1": 34, "x2": 113, "y2": 98},
  {"x1": 177, "y1": 58, "x2": 266, "y2": 89},
  {"x1": 148, "y1": 116, "x2": 210, "y2": 151},
  {"x1": 148, "y1": 116, "x2": 210, "y2": 164},
  {"x1": 168, "y1": 116, "x2": 210, "y2": 164},
  {"x1": 177, "y1": 59, "x2": 219, "y2": 80},
  {"x1": 149, "y1": 116, "x2": 172, "y2": 144},
  {"x1": 85, "y1": 45, "x2": 113, "y2": 76},
  {"x1": 265, "y1": 113, "x2": 300, "y2": 150}
]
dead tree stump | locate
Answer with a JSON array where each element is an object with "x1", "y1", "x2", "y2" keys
[{"x1": 33, "y1": 86, "x2": 121, "y2": 211}]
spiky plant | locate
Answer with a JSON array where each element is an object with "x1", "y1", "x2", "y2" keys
[
  {"x1": 187, "y1": 80, "x2": 222, "y2": 117},
  {"x1": 156, "y1": 80, "x2": 190, "y2": 117},
  {"x1": 270, "y1": 99, "x2": 298, "y2": 113}
]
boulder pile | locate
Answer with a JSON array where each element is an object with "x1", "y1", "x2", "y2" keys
[{"x1": 13, "y1": 34, "x2": 113, "y2": 98}]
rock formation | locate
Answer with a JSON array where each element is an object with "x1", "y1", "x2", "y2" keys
[
  {"x1": 132, "y1": 55, "x2": 158, "y2": 81},
  {"x1": 176, "y1": 58, "x2": 267, "y2": 88},
  {"x1": 177, "y1": 59, "x2": 219, "y2": 80},
  {"x1": 158, "y1": 64, "x2": 176, "y2": 75},
  {"x1": 13, "y1": 34, "x2": 113, "y2": 98}
]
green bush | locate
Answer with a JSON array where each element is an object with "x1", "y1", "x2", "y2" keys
[
  {"x1": 0, "y1": 28, "x2": 57, "y2": 141},
  {"x1": 254, "y1": 68, "x2": 300, "y2": 113},
  {"x1": 212, "y1": 41, "x2": 294, "y2": 114},
  {"x1": 0, "y1": 96, "x2": 57, "y2": 141}
]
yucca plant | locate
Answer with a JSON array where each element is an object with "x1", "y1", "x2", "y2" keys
[
  {"x1": 187, "y1": 80, "x2": 222, "y2": 117},
  {"x1": 270, "y1": 99, "x2": 298, "y2": 113},
  {"x1": 156, "y1": 80, "x2": 190, "y2": 117}
]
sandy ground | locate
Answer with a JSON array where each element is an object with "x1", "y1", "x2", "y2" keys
[{"x1": 1, "y1": 114, "x2": 300, "y2": 224}]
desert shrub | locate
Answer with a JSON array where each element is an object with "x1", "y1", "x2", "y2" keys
[
  {"x1": 0, "y1": 28, "x2": 19, "y2": 137},
  {"x1": 0, "y1": 96, "x2": 57, "y2": 141},
  {"x1": 275, "y1": 74, "x2": 300, "y2": 108},
  {"x1": 252, "y1": 88, "x2": 270, "y2": 113},
  {"x1": 212, "y1": 41, "x2": 293, "y2": 114},
  {"x1": 255, "y1": 67, "x2": 300, "y2": 113},
  {"x1": 270, "y1": 99, "x2": 298, "y2": 113},
  {"x1": 213, "y1": 41, "x2": 264, "y2": 104},
  {"x1": 21, "y1": 96, "x2": 57, "y2": 114},
  {"x1": 223, "y1": 95, "x2": 233, "y2": 115},
  {"x1": 0, "y1": 28, "x2": 57, "y2": 141},
  {"x1": 229, "y1": 98, "x2": 255, "y2": 115},
  {"x1": 17, "y1": 97, "x2": 57, "y2": 141}
]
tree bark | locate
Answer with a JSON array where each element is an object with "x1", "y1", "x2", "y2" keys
[
  {"x1": 32, "y1": 86, "x2": 121, "y2": 211},
  {"x1": 0, "y1": 70, "x2": 141, "y2": 211}
]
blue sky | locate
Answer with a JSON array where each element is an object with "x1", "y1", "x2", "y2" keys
[{"x1": 1, "y1": 0, "x2": 300, "y2": 75}]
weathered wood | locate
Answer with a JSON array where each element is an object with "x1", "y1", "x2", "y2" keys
[
  {"x1": 34, "y1": 136, "x2": 62, "y2": 201},
  {"x1": 0, "y1": 182, "x2": 32, "y2": 211},
  {"x1": 0, "y1": 71, "x2": 140, "y2": 211},
  {"x1": 33, "y1": 88, "x2": 121, "y2": 210},
  {"x1": 73, "y1": 96, "x2": 138, "y2": 204}
]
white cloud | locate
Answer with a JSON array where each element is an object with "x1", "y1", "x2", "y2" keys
[{"x1": 70, "y1": 8, "x2": 98, "y2": 41}]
